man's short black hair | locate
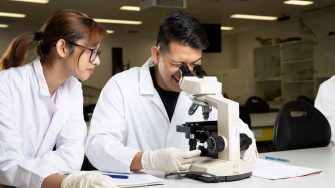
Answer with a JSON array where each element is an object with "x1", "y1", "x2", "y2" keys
[{"x1": 156, "y1": 11, "x2": 209, "y2": 52}]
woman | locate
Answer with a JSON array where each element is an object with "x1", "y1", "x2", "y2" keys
[{"x1": 0, "y1": 10, "x2": 116, "y2": 188}]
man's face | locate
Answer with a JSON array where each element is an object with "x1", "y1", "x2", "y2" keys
[{"x1": 152, "y1": 41, "x2": 202, "y2": 92}]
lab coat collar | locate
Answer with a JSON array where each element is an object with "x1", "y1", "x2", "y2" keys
[
  {"x1": 139, "y1": 58, "x2": 170, "y2": 121},
  {"x1": 139, "y1": 58, "x2": 155, "y2": 95},
  {"x1": 32, "y1": 58, "x2": 50, "y2": 97},
  {"x1": 32, "y1": 58, "x2": 72, "y2": 110},
  {"x1": 142, "y1": 57, "x2": 154, "y2": 68}
]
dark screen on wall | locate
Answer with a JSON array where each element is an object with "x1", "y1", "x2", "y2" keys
[{"x1": 202, "y1": 24, "x2": 222, "y2": 53}]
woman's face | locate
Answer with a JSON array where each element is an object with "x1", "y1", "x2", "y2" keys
[{"x1": 66, "y1": 39, "x2": 101, "y2": 81}]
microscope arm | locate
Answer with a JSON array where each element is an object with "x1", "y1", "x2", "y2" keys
[{"x1": 199, "y1": 94, "x2": 241, "y2": 161}]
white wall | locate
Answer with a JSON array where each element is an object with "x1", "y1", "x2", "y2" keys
[
  {"x1": 82, "y1": 34, "x2": 155, "y2": 89},
  {"x1": 0, "y1": 32, "x2": 19, "y2": 54}
]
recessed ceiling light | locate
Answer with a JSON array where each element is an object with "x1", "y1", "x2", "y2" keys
[
  {"x1": 0, "y1": 24, "x2": 9, "y2": 28},
  {"x1": 10, "y1": 0, "x2": 49, "y2": 4},
  {"x1": 93, "y1": 18, "x2": 142, "y2": 25},
  {"x1": 283, "y1": 0, "x2": 314, "y2": 6},
  {"x1": 231, "y1": 14, "x2": 277, "y2": 21},
  {"x1": 0, "y1": 12, "x2": 26, "y2": 18},
  {"x1": 120, "y1": 6, "x2": 140, "y2": 11},
  {"x1": 221, "y1": 26, "x2": 233, "y2": 31},
  {"x1": 107, "y1": 30, "x2": 114, "y2": 34}
]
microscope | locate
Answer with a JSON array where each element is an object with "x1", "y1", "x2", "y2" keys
[{"x1": 174, "y1": 64, "x2": 253, "y2": 182}]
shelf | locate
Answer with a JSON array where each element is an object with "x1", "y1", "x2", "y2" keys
[
  {"x1": 282, "y1": 58, "x2": 314, "y2": 64},
  {"x1": 283, "y1": 80, "x2": 314, "y2": 84},
  {"x1": 281, "y1": 40, "x2": 314, "y2": 61},
  {"x1": 255, "y1": 77, "x2": 281, "y2": 82}
]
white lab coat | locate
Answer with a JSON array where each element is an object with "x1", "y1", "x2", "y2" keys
[
  {"x1": 86, "y1": 58, "x2": 255, "y2": 173},
  {"x1": 315, "y1": 75, "x2": 335, "y2": 143},
  {"x1": 0, "y1": 59, "x2": 87, "y2": 188}
]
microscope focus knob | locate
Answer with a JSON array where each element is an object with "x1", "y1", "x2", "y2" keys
[{"x1": 207, "y1": 136, "x2": 225, "y2": 154}]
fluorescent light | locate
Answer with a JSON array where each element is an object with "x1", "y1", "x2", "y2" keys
[
  {"x1": 10, "y1": 0, "x2": 49, "y2": 4},
  {"x1": 0, "y1": 24, "x2": 9, "y2": 28},
  {"x1": 221, "y1": 26, "x2": 233, "y2": 31},
  {"x1": 231, "y1": 14, "x2": 277, "y2": 21},
  {"x1": 120, "y1": 6, "x2": 140, "y2": 11},
  {"x1": 107, "y1": 30, "x2": 114, "y2": 34},
  {"x1": 284, "y1": 0, "x2": 314, "y2": 6},
  {"x1": 93, "y1": 18, "x2": 142, "y2": 25},
  {"x1": 0, "y1": 12, "x2": 26, "y2": 18}
]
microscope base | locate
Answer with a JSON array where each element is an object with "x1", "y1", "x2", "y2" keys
[
  {"x1": 188, "y1": 157, "x2": 253, "y2": 182},
  {"x1": 184, "y1": 172, "x2": 252, "y2": 183}
]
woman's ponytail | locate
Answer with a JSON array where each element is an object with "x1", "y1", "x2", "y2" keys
[{"x1": 0, "y1": 32, "x2": 35, "y2": 71}]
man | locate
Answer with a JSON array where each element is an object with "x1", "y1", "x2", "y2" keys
[{"x1": 86, "y1": 11, "x2": 257, "y2": 173}]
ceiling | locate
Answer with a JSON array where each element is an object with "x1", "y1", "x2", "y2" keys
[{"x1": 1, "y1": 0, "x2": 335, "y2": 36}]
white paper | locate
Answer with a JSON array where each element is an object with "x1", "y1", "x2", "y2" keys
[
  {"x1": 252, "y1": 158, "x2": 322, "y2": 180},
  {"x1": 102, "y1": 172, "x2": 164, "y2": 188}
]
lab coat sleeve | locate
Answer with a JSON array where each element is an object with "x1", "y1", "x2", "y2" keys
[
  {"x1": 0, "y1": 80, "x2": 56, "y2": 188},
  {"x1": 239, "y1": 118, "x2": 258, "y2": 159},
  {"x1": 86, "y1": 78, "x2": 139, "y2": 173},
  {"x1": 315, "y1": 79, "x2": 335, "y2": 143},
  {"x1": 0, "y1": 79, "x2": 86, "y2": 188}
]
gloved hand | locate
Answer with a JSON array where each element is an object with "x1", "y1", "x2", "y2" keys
[
  {"x1": 241, "y1": 137, "x2": 258, "y2": 162},
  {"x1": 61, "y1": 172, "x2": 118, "y2": 188},
  {"x1": 141, "y1": 147, "x2": 201, "y2": 173}
]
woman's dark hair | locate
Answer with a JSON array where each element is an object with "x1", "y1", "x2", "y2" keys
[
  {"x1": 156, "y1": 11, "x2": 209, "y2": 53},
  {"x1": 0, "y1": 9, "x2": 107, "y2": 70}
]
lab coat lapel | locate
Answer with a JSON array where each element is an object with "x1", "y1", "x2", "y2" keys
[
  {"x1": 36, "y1": 85, "x2": 71, "y2": 157},
  {"x1": 139, "y1": 64, "x2": 169, "y2": 122}
]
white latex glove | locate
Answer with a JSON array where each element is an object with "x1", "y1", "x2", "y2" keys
[
  {"x1": 241, "y1": 138, "x2": 258, "y2": 162},
  {"x1": 61, "y1": 172, "x2": 118, "y2": 188},
  {"x1": 141, "y1": 147, "x2": 201, "y2": 173}
]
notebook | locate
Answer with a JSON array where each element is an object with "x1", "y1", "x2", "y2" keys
[
  {"x1": 252, "y1": 158, "x2": 322, "y2": 180},
  {"x1": 102, "y1": 171, "x2": 164, "y2": 188}
]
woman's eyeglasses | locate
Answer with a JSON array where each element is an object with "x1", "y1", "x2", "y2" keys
[{"x1": 66, "y1": 41, "x2": 101, "y2": 63}]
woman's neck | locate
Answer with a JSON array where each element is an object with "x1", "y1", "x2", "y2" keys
[{"x1": 41, "y1": 58, "x2": 70, "y2": 97}]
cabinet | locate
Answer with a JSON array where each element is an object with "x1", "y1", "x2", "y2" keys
[
  {"x1": 281, "y1": 40, "x2": 314, "y2": 101},
  {"x1": 253, "y1": 45, "x2": 281, "y2": 106},
  {"x1": 314, "y1": 36, "x2": 335, "y2": 92},
  {"x1": 253, "y1": 37, "x2": 335, "y2": 105}
]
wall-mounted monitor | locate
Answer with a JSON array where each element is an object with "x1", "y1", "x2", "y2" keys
[{"x1": 202, "y1": 24, "x2": 222, "y2": 53}]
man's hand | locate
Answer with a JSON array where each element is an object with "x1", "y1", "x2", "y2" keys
[{"x1": 141, "y1": 147, "x2": 201, "y2": 173}]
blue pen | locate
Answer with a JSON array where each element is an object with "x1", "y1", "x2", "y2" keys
[
  {"x1": 104, "y1": 174, "x2": 129, "y2": 179},
  {"x1": 265, "y1": 156, "x2": 290, "y2": 163}
]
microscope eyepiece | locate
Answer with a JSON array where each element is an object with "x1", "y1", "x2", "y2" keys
[
  {"x1": 179, "y1": 64, "x2": 193, "y2": 77},
  {"x1": 193, "y1": 64, "x2": 207, "y2": 78}
]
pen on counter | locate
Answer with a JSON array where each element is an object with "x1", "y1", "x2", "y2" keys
[
  {"x1": 104, "y1": 174, "x2": 129, "y2": 179},
  {"x1": 265, "y1": 156, "x2": 290, "y2": 163}
]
